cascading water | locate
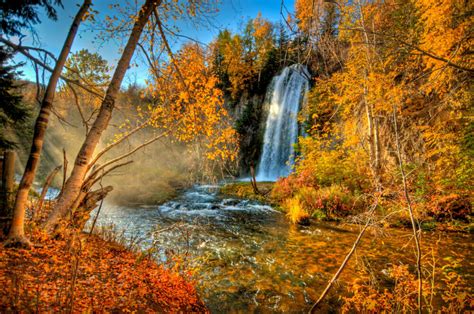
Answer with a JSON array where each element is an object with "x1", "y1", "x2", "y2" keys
[{"x1": 256, "y1": 64, "x2": 310, "y2": 181}]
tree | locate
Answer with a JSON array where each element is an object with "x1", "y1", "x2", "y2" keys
[
  {"x1": 44, "y1": 0, "x2": 162, "y2": 233},
  {"x1": 146, "y1": 42, "x2": 238, "y2": 178},
  {"x1": 64, "y1": 49, "x2": 110, "y2": 90},
  {"x1": 0, "y1": 0, "x2": 63, "y2": 36},
  {"x1": 0, "y1": 47, "x2": 31, "y2": 236},
  {"x1": 210, "y1": 15, "x2": 276, "y2": 99},
  {"x1": 62, "y1": 49, "x2": 110, "y2": 132},
  {"x1": 292, "y1": 0, "x2": 473, "y2": 308},
  {"x1": 5, "y1": 0, "x2": 92, "y2": 248},
  {"x1": 252, "y1": 13, "x2": 276, "y2": 89},
  {"x1": 0, "y1": 47, "x2": 29, "y2": 150}
]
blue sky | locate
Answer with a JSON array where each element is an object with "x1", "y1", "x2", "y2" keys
[{"x1": 15, "y1": 0, "x2": 295, "y2": 86}]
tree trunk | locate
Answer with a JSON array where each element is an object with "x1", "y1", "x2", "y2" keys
[
  {"x1": 359, "y1": 0, "x2": 382, "y2": 191},
  {"x1": 374, "y1": 116, "x2": 381, "y2": 183},
  {"x1": 0, "y1": 151, "x2": 15, "y2": 236},
  {"x1": 365, "y1": 102, "x2": 382, "y2": 191},
  {"x1": 73, "y1": 186, "x2": 113, "y2": 231},
  {"x1": 363, "y1": 86, "x2": 375, "y2": 164},
  {"x1": 45, "y1": 0, "x2": 161, "y2": 233},
  {"x1": 4, "y1": 0, "x2": 92, "y2": 248},
  {"x1": 250, "y1": 161, "x2": 260, "y2": 195}
]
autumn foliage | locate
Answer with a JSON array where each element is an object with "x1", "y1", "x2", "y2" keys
[
  {"x1": 0, "y1": 231, "x2": 207, "y2": 312},
  {"x1": 273, "y1": 0, "x2": 474, "y2": 225}
]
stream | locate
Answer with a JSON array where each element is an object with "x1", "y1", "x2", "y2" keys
[{"x1": 92, "y1": 185, "x2": 473, "y2": 313}]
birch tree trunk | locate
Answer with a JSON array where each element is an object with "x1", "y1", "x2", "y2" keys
[
  {"x1": 45, "y1": 0, "x2": 161, "y2": 233},
  {"x1": 359, "y1": 0, "x2": 382, "y2": 191},
  {"x1": 4, "y1": 0, "x2": 92, "y2": 247}
]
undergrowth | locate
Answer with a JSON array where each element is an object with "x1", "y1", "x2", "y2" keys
[{"x1": 0, "y1": 229, "x2": 207, "y2": 312}]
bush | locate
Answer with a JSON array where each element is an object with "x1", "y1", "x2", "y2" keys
[
  {"x1": 270, "y1": 176, "x2": 296, "y2": 202},
  {"x1": 343, "y1": 261, "x2": 472, "y2": 312},
  {"x1": 306, "y1": 186, "x2": 366, "y2": 219},
  {"x1": 427, "y1": 194, "x2": 472, "y2": 222},
  {"x1": 283, "y1": 196, "x2": 309, "y2": 224},
  {"x1": 295, "y1": 137, "x2": 370, "y2": 192},
  {"x1": 271, "y1": 170, "x2": 318, "y2": 202},
  {"x1": 278, "y1": 185, "x2": 366, "y2": 223},
  {"x1": 342, "y1": 265, "x2": 430, "y2": 312}
]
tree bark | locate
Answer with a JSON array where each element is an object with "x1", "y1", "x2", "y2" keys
[
  {"x1": 72, "y1": 186, "x2": 113, "y2": 231},
  {"x1": 4, "y1": 0, "x2": 92, "y2": 248},
  {"x1": 45, "y1": 0, "x2": 161, "y2": 232},
  {"x1": 0, "y1": 151, "x2": 15, "y2": 236}
]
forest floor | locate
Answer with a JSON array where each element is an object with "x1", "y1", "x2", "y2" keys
[{"x1": 0, "y1": 229, "x2": 207, "y2": 313}]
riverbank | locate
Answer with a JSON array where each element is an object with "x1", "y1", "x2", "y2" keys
[
  {"x1": 219, "y1": 182, "x2": 473, "y2": 233},
  {"x1": 220, "y1": 181, "x2": 276, "y2": 204},
  {"x1": 20, "y1": 184, "x2": 468, "y2": 312},
  {"x1": 0, "y1": 229, "x2": 207, "y2": 312}
]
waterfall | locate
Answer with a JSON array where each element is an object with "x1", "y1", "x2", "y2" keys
[{"x1": 256, "y1": 64, "x2": 310, "y2": 182}]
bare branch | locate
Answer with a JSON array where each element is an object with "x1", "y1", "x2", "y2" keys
[
  {"x1": 0, "y1": 37, "x2": 105, "y2": 98},
  {"x1": 137, "y1": 42, "x2": 163, "y2": 79},
  {"x1": 161, "y1": 23, "x2": 209, "y2": 47},
  {"x1": 88, "y1": 161, "x2": 134, "y2": 188},
  {"x1": 35, "y1": 165, "x2": 62, "y2": 219},
  {"x1": 88, "y1": 119, "x2": 150, "y2": 170},
  {"x1": 309, "y1": 198, "x2": 379, "y2": 313},
  {"x1": 153, "y1": 10, "x2": 188, "y2": 90},
  {"x1": 65, "y1": 82, "x2": 89, "y2": 134},
  {"x1": 86, "y1": 130, "x2": 171, "y2": 184},
  {"x1": 393, "y1": 104, "x2": 422, "y2": 313}
]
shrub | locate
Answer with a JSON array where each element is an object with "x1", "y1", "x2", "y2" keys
[
  {"x1": 314, "y1": 186, "x2": 365, "y2": 219},
  {"x1": 271, "y1": 170, "x2": 318, "y2": 203},
  {"x1": 295, "y1": 137, "x2": 370, "y2": 192},
  {"x1": 343, "y1": 261, "x2": 472, "y2": 312},
  {"x1": 271, "y1": 176, "x2": 296, "y2": 202},
  {"x1": 283, "y1": 196, "x2": 309, "y2": 224},
  {"x1": 342, "y1": 265, "x2": 430, "y2": 312},
  {"x1": 427, "y1": 193, "x2": 472, "y2": 222},
  {"x1": 278, "y1": 185, "x2": 366, "y2": 223}
]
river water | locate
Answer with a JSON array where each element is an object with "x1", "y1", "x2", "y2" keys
[{"x1": 93, "y1": 185, "x2": 473, "y2": 312}]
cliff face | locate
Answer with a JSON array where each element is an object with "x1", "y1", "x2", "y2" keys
[
  {"x1": 225, "y1": 90, "x2": 269, "y2": 177},
  {"x1": 227, "y1": 65, "x2": 311, "y2": 178}
]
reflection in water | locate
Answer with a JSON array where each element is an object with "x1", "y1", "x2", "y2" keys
[{"x1": 93, "y1": 185, "x2": 473, "y2": 312}]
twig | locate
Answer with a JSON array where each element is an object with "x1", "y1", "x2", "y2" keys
[
  {"x1": 309, "y1": 198, "x2": 379, "y2": 313},
  {"x1": 66, "y1": 82, "x2": 89, "y2": 134},
  {"x1": 87, "y1": 161, "x2": 133, "y2": 189},
  {"x1": 87, "y1": 119, "x2": 150, "y2": 171},
  {"x1": 86, "y1": 130, "x2": 170, "y2": 182},
  {"x1": 153, "y1": 10, "x2": 188, "y2": 90},
  {"x1": 88, "y1": 182, "x2": 105, "y2": 237},
  {"x1": 66, "y1": 234, "x2": 82, "y2": 314},
  {"x1": 0, "y1": 37, "x2": 105, "y2": 98},
  {"x1": 393, "y1": 104, "x2": 422, "y2": 313}
]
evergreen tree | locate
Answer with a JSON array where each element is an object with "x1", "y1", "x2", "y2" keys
[
  {"x1": 0, "y1": 0, "x2": 63, "y2": 36},
  {"x1": 0, "y1": 47, "x2": 29, "y2": 149}
]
